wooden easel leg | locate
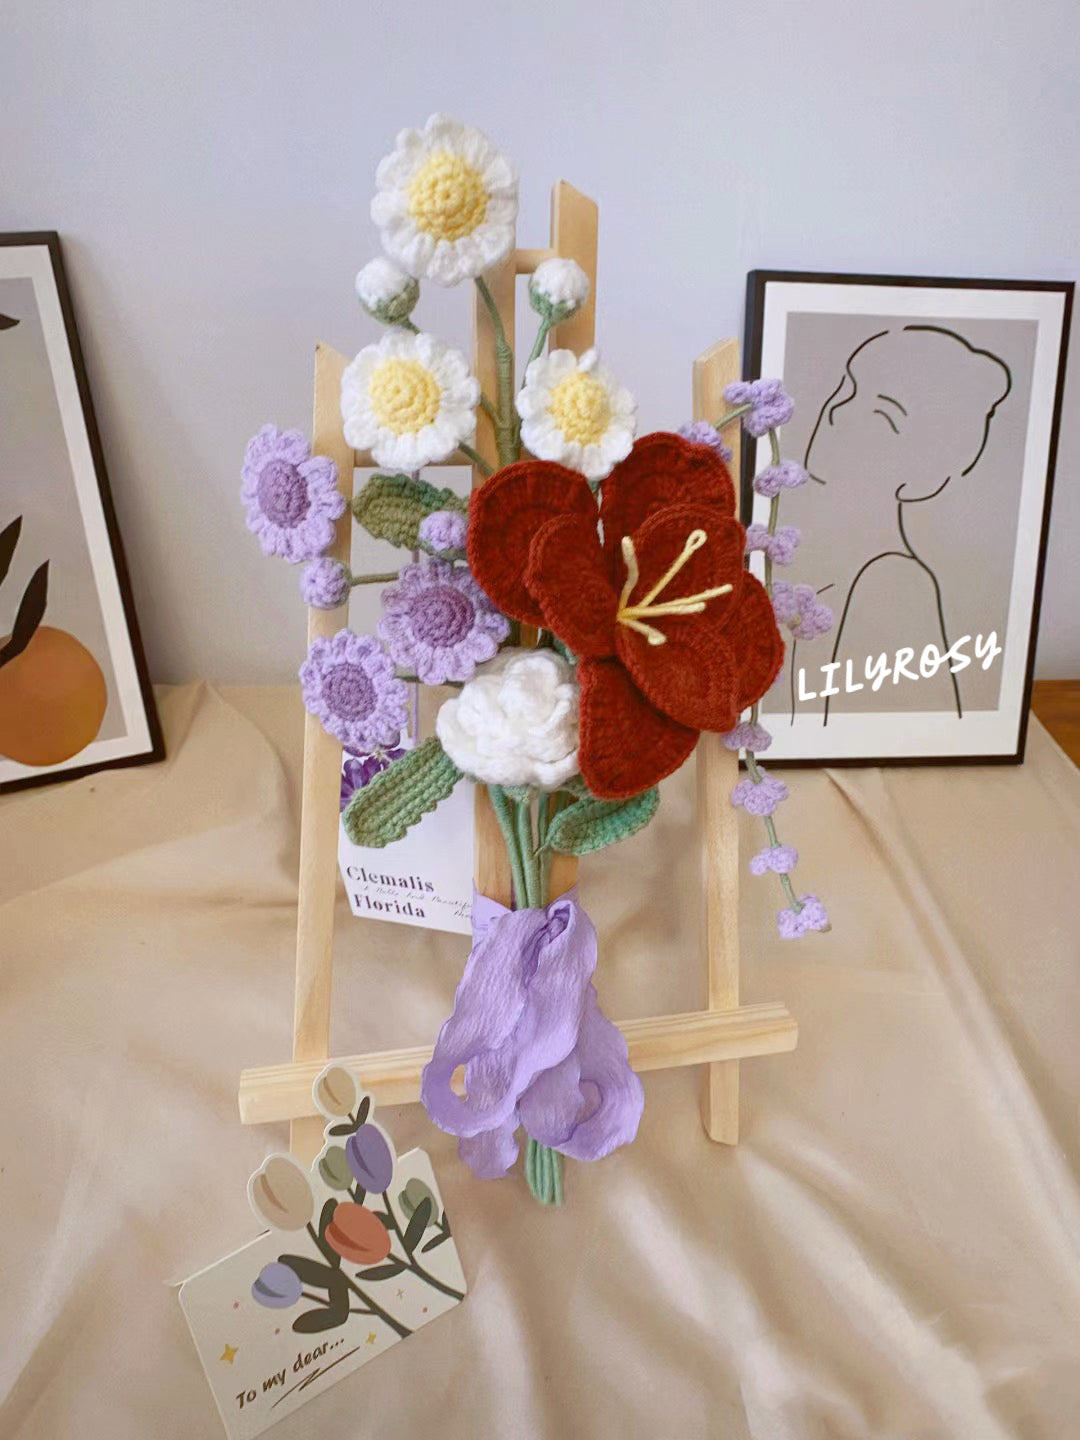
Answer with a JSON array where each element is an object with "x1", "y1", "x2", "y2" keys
[
  {"x1": 288, "y1": 343, "x2": 355, "y2": 1165},
  {"x1": 694, "y1": 342, "x2": 744, "y2": 1145}
]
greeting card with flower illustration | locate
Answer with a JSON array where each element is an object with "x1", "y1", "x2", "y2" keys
[
  {"x1": 180, "y1": 1065, "x2": 464, "y2": 1440},
  {"x1": 239, "y1": 115, "x2": 829, "y2": 1209}
]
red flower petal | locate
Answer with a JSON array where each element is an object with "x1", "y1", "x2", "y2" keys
[
  {"x1": 526, "y1": 515, "x2": 618, "y2": 658},
  {"x1": 468, "y1": 461, "x2": 597, "y2": 625},
  {"x1": 600, "y1": 433, "x2": 736, "y2": 576},
  {"x1": 616, "y1": 613, "x2": 741, "y2": 733},
  {"x1": 622, "y1": 502, "x2": 746, "y2": 627},
  {"x1": 729, "y1": 572, "x2": 786, "y2": 711},
  {"x1": 578, "y1": 658, "x2": 698, "y2": 800}
]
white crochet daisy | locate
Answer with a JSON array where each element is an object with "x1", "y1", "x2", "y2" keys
[
  {"x1": 341, "y1": 330, "x2": 480, "y2": 472},
  {"x1": 371, "y1": 115, "x2": 518, "y2": 287},
  {"x1": 516, "y1": 348, "x2": 636, "y2": 481}
]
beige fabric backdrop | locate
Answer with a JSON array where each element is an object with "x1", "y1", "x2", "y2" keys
[{"x1": 2, "y1": 684, "x2": 1078, "y2": 1439}]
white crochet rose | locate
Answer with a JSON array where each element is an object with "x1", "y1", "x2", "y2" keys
[{"x1": 436, "y1": 648, "x2": 579, "y2": 791}]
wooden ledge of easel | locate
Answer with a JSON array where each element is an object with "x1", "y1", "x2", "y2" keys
[{"x1": 239, "y1": 1002, "x2": 797, "y2": 1125}]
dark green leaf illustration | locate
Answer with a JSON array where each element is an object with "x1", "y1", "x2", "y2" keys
[
  {"x1": 292, "y1": 1300, "x2": 348, "y2": 1333},
  {"x1": 402, "y1": 1197, "x2": 432, "y2": 1255},
  {"x1": 0, "y1": 314, "x2": 18, "y2": 331},
  {"x1": 420, "y1": 1230, "x2": 451, "y2": 1253},
  {"x1": 355, "y1": 1258, "x2": 406, "y2": 1282},
  {"x1": 277, "y1": 1252, "x2": 338, "y2": 1288},
  {"x1": 0, "y1": 561, "x2": 48, "y2": 670},
  {"x1": 328, "y1": 1121, "x2": 355, "y2": 1137},
  {"x1": 356, "y1": 1096, "x2": 371, "y2": 1126},
  {"x1": 0, "y1": 517, "x2": 21, "y2": 589}
]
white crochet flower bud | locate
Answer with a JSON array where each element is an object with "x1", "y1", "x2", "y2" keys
[
  {"x1": 436, "y1": 647, "x2": 579, "y2": 790},
  {"x1": 355, "y1": 257, "x2": 420, "y2": 326},
  {"x1": 528, "y1": 257, "x2": 590, "y2": 324}
]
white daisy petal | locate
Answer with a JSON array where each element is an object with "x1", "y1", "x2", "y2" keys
[
  {"x1": 371, "y1": 115, "x2": 518, "y2": 288},
  {"x1": 341, "y1": 330, "x2": 480, "y2": 470},
  {"x1": 515, "y1": 348, "x2": 637, "y2": 482}
]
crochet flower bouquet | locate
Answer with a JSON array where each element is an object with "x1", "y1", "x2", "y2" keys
[{"x1": 242, "y1": 116, "x2": 828, "y2": 1204}]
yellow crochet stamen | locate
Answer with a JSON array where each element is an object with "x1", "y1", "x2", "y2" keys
[
  {"x1": 547, "y1": 370, "x2": 613, "y2": 445},
  {"x1": 369, "y1": 358, "x2": 441, "y2": 435},
  {"x1": 616, "y1": 529, "x2": 733, "y2": 646},
  {"x1": 408, "y1": 150, "x2": 488, "y2": 242}
]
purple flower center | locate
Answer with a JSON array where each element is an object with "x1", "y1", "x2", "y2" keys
[
  {"x1": 322, "y1": 662, "x2": 375, "y2": 720},
  {"x1": 411, "y1": 584, "x2": 475, "y2": 646},
  {"x1": 257, "y1": 459, "x2": 310, "y2": 527}
]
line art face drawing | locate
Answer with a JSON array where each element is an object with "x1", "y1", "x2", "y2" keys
[{"x1": 776, "y1": 322, "x2": 1014, "y2": 725}]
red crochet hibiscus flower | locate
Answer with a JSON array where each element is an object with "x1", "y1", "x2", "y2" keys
[{"x1": 467, "y1": 432, "x2": 785, "y2": 799}]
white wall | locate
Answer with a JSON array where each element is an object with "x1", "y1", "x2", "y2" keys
[{"x1": 2, "y1": 0, "x2": 1077, "y2": 682}]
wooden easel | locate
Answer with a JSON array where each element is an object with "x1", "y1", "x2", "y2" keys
[{"x1": 238, "y1": 184, "x2": 797, "y2": 1165}]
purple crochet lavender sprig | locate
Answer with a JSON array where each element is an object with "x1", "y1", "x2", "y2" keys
[
  {"x1": 745, "y1": 523, "x2": 800, "y2": 566},
  {"x1": 677, "y1": 420, "x2": 733, "y2": 464},
  {"x1": 777, "y1": 894, "x2": 830, "y2": 939},
  {"x1": 723, "y1": 379, "x2": 795, "y2": 437},
  {"x1": 773, "y1": 581, "x2": 833, "y2": 642},
  {"x1": 752, "y1": 460, "x2": 808, "y2": 498}
]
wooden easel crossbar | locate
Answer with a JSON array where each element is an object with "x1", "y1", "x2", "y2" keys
[{"x1": 237, "y1": 182, "x2": 797, "y2": 1165}]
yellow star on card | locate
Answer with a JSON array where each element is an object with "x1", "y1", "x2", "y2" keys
[
  {"x1": 220, "y1": 1344, "x2": 238, "y2": 1364},
  {"x1": 366, "y1": 1332, "x2": 376, "y2": 1345}
]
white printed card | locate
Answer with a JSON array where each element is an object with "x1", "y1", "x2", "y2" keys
[
  {"x1": 337, "y1": 739, "x2": 474, "y2": 935},
  {"x1": 179, "y1": 1066, "x2": 466, "y2": 1439}
]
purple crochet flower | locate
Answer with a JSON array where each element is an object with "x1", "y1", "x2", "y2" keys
[
  {"x1": 340, "y1": 747, "x2": 407, "y2": 811},
  {"x1": 731, "y1": 768, "x2": 788, "y2": 817},
  {"x1": 752, "y1": 460, "x2": 809, "y2": 498},
  {"x1": 379, "y1": 560, "x2": 510, "y2": 685},
  {"x1": 777, "y1": 893, "x2": 830, "y2": 939},
  {"x1": 724, "y1": 379, "x2": 795, "y2": 437},
  {"x1": 722, "y1": 720, "x2": 772, "y2": 753},
  {"x1": 421, "y1": 891, "x2": 644, "y2": 1179},
  {"x1": 677, "y1": 420, "x2": 733, "y2": 464},
  {"x1": 745, "y1": 523, "x2": 801, "y2": 566},
  {"x1": 750, "y1": 844, "x2": 799, "y2": 876},
  {"x1": 418, "y1": 509, "x2": 468, "y2": 554},
  {"x1": 773, "y1": 581, "x2": 833, "y2": 641},
  {"x1": 242, "y1": 425, "x2": 345, "y2": 562},
  {"x1": 299, "y1": 630, "x2": 409, "y2": 751},
  {"x1": 301, "y1": 557, "x2": 350, "y2": 609}
]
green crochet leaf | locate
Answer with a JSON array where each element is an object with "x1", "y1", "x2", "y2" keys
[
  {"x1": 543, "y1": 787, "x2": 660, "y2": 856},
  {"x1": 351, "y1": 473, "x2": 468, "y2": 549},
  {"x1": 342, "y1": 738, "x2": 462, "y2": 848}
]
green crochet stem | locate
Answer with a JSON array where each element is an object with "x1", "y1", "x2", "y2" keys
[
  {"x1": 713, "y1": 402, "x2": 753, "y2": 429},
  {"x1": 488, "y1": 781, "x2": 566, "y2": 1206},
  {"x1": 525, "y1": 1136, "x2": 563, "y2": 1206},
  {"x1": 745, "y1": 424, "x2": 802, "y2": 915},
  {"x1": 457, "y1": 442, "x2": 493, "y2": 477},
  {"x1": 348, "y1": 569, "x2": 400, "y2": 586},
  {"x1": 522, "y1": 315, "x2": 552, "y2": 378},
  {"x1": 474, "y1": 276, "x2": 518, "y2": 467}
]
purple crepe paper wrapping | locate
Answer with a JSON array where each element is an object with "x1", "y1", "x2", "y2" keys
[{"x1": 420, "y1": 889, "x2": 644, "y2": 1178}]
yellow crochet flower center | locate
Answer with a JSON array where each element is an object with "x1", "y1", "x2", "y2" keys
[
  {"x1": 408, "y1": 150, "x2": 489, "y2": 242},
  {"x1": 547, "y1": 371, "x2": 613, "y2": 446},
  {"x1": 368, "y1": 358, "x2": 441, "y2": 435}
]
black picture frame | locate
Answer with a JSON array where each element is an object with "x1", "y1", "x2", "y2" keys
[
  {"x1": 0, "y1": 232, "x2": 163, "y2": 794},
  {"x1": 741, "y1": 269, "x2": 1073, "y2": 767}
]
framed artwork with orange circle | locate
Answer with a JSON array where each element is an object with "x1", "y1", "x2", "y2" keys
[
  {"x1": 742, "y1": 270, "x2": 1072, "y2": 765},
  {"x1": 0, "y1": 233, "x2": 163, "y2": 793}
]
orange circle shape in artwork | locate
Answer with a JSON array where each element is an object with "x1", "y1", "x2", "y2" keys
[
  {"x1": 323, "y1": 1201, "x2": 393, "y2": 1266},
  {"x1": 0, "y1": 626, "x2": 107, "y2": 766}
]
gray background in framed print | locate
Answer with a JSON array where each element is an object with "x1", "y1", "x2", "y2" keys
[
  {"x1": 0, "y1": 275, "x2": 125, "y2": 743},
  {"x1": 760, "y1": 311, "x2": 1038, "y2": 723}
]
